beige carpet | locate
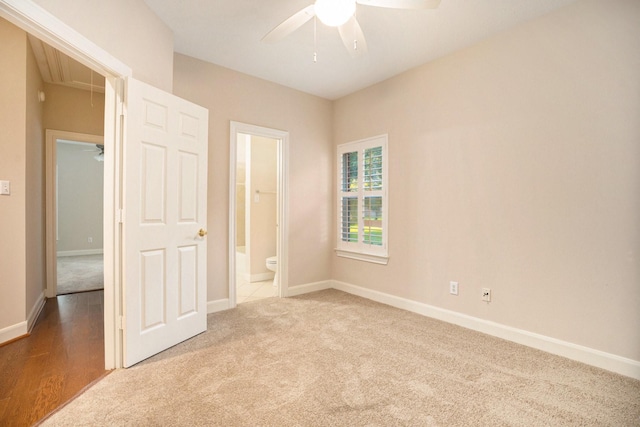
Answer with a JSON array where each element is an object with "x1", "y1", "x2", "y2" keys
[
  {"x1": 57, "y1": 254, "x2": 104, "y2": 295},
  {"x1": 41, "y1": 290, "x2": 640, "y2": 426}
]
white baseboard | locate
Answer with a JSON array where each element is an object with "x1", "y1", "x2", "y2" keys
[
  {"x1": 287, "y1": 280, "x2": 333, "y2": 297},
  {"x1": 0, "y1": 292, "x2": 46, "y2": 345},
  {"x1": 204, "y1": 278, "x2": 640, "y2": 380},
  {"x1": 249, "y1": 272, "x2": 275, "y2": 282},
  {"x1": 329, "y1": 280, "x2": 640, "y2": 381},
  {"x1": 207, "y1": 298, "x2": 230, "y2": 314},
  {"x1": 0, "y1": 320, "x2": 28, "y2": 345},
  {"x1": 57, "y1": 249, "x2": 104, "y2": 257},
  {"x1": 27, "y1": 292, "x2": 46, "y2": 332}
]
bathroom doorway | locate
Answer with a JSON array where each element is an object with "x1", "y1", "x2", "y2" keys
[
  {"x1": 229, "y1": 122, "x2": 289, "y2": 307},
  {"x1": 235, "y1": 133, "x2": 277, "y2": 303}
]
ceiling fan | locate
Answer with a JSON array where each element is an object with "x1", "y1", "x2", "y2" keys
[
  {"x1": 83, "y1": 144, "x2": 105, "y2": 162},
  {"x1": 262, "y1": 0, "x2": 441, "y2": 57}
]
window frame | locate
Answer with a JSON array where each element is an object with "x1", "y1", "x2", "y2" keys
[{"x1": 335, "y1": 135, "x2": 389, "y2": 265}]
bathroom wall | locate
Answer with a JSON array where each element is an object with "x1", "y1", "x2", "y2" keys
[
  {"x1": 235, "y1": 134, "x2": 247, "y2": 248},
  {"x1": 247, "y1": 136, "x2": 278, "y2": 281}
]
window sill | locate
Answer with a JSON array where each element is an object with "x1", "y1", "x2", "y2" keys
[{"x1": 334, "y1": 249, "x2": 389, "y2": 265}]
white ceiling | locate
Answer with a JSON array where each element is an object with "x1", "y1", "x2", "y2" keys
[{"x1": 144, "y1": 0, "x2": 578, "y2": 100}]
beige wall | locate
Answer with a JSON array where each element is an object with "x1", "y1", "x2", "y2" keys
[
  {"x1": 56, "y1": 142, "x2": 104, "y2": 253},
  {"x1": 332, "y1": 0, "x2": 640, "y2": 361},
  {"x1": 0, "y1": 18, "x2": 28, "y2": 331},
  {"x1": 248, "y1": 136, "x2": 277, "y2": 278},
  {"x1": 43, "y1": 83, "x2": 105, "y2": 135},
  {"x1": 32, "y1": 0, "x2": 174, "y2": 91},
  {"x1": 43, "y1": 83, "x2": 105, "y2": 254},
  {"x1": 173, "y1": 54, "x2": 333, "y2": 300},
  {"x1": 0, "y1": 19, "x2": 46, "y2": 330},
  {"x1": 25, "y1": 34, "x2": 46, "y2": 318}
]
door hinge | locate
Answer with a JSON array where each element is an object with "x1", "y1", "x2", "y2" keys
[
  {"x1": 118, "y1": 315, "x2": 124, "y2": 330},
  {"x1": 117, "y1": 209, "x2": 124, "y2": 224}
]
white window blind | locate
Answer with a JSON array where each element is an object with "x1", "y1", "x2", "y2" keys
[{"x1": 336, "y1": 135, "x2": 388, "y2": 264}]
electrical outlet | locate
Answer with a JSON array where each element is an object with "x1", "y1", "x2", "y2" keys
[
  {"x1": 482, "y1": 288, "x2": 491, "y2": 302},
  {"x1": 449, "y1": 281, "x2": 459, "y2": 296},
  {"x1": 88, "y1": 237, "x2": 93, "y2": 244}
]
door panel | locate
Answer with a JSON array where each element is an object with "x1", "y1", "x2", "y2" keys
[
  {"x1": 140, "y1": 143, "x2": 167, "y2": 223},
  {"x1": 178, "y1": 152, "x2": 198, "y2": 221},
  {"x1": 140, "y1": 249, "x2": 165, "y2": 330},
  {"x1": 178, "y1": 245, "x2": 197, "y2": 316},
  {"x1": 123, "y1": 77, "x2": 208, "y2": 367}
]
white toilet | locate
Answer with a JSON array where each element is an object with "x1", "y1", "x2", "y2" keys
[{"x1": 265, "y1": 256, "x2": 277, "y2": 287}]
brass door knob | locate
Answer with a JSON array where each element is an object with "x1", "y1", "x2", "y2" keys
[{"x1": 198, "y1": 228, "x2": 208, "y2": 237}]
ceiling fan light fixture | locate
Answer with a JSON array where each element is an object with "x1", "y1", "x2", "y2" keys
[{"x1": 314, "y1": 0, "x2": 356, "y2": 27}]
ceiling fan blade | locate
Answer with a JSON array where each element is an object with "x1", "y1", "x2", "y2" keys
[
  {"x1": 338, "y1": 16, "x2": 368, "y2": 57},
  {"x1": 83, "y1": 145, "x2": 103, "y2": 152},
  {"x1": 262, "y1": 5, "x2": 316, "y2": 43},
  {"x1": 356, "y1": 0, "x2": 441, "y2": 9}
]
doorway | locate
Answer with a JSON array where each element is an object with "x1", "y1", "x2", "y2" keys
[
  {"x1": 235, "y1": 133, "x2": 278, "y2": 303},
  {"x1": 229, "y1": 122, "x2": 289, "y2": 307},
  {"x1": 0, "y1": 1, "x2": 131, "y2": 369},
  {"x1": 46, "y1": 133, "x2": 105, "y2": 297}
]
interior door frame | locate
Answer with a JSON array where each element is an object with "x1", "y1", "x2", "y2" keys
[
  {"x1": 45, "y1": 130, "x2": 104, "y2": 298},
  {"x1": 0, "y1": 0, "x2": 131, "y2": 369},
  {"x1": 229, "y1": 122, "x2": 289, "y2": 307}
]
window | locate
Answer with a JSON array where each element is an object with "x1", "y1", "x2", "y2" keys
[{"x1": 336, "y1": 135, "x2": 388, "y2": 264}]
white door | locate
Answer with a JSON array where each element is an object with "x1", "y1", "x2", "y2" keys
[{"x1": 122, "y1": 78, "x2": 208, "y2": 367}]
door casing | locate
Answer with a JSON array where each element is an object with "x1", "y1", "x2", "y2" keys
[{"x1": 45, "y1": 130, "x2": 104, "y2": 298}]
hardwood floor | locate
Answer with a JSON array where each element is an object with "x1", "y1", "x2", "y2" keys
[{"x1": 0, "y1": 291, "x2": 107, "y2": 427}]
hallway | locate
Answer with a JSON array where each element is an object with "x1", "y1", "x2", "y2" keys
[{"x1": 0, "y1": 291, "x2": 107, "y2": 426}]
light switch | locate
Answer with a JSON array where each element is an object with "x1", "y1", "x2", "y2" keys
[{"x1": 0, "y1": 180, "x2": 10, "y2": 195}]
